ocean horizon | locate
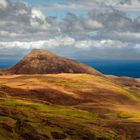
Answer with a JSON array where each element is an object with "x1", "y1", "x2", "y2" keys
[
  {"x1": 0, "y1": 59, "x2": 140, "y2": 78},
  {"x1": 78, "y1": 59, "x2": 140, "y2": 78}
]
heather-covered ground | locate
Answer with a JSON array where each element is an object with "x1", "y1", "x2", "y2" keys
[{"x1": 0, "y1": 74, "x2": 140, "y2": 140}]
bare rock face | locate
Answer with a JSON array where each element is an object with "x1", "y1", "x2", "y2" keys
[{"x1": 0, "y1": 49, "x2": 102, "y2": 75}]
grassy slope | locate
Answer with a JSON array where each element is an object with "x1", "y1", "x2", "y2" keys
[
  {"x1": 0, "y1": 74, "x2": 140, "y2": 140},
  {"x1": 0, "y1": 98, "x2": 115, "y2": 140}
]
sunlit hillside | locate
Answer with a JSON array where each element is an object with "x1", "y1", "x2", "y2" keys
[{"x1": 0, "y1": 74, "x2": 140, "y2": 140}]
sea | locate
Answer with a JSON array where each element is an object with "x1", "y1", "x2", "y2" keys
[
  {"x1": 77, "y1": 59, "x2": 140, "y2": 78},
  {"x1": 0, "y1": 59, "x2": 140, "y2": 78}
]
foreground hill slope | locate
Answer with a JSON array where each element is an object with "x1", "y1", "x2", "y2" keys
[
  {"x1": 0, "y1": 49, "x2": 101, "y2": 76},
  {"x1": 0, "y1": 74, "x2": 140, "y2": 140}
]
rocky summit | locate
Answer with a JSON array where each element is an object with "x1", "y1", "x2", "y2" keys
[{"x1": 0, "y1": 49, "x2": 102, "y2": 75}]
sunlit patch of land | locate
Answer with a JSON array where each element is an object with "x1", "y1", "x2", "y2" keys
[{"x1": 0, "y1": 74, "x2": 140, "y2": 140}]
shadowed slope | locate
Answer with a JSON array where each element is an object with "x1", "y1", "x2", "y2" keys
[{"x1": 0, "y1": 49, "x2": 102, "y2": 75}]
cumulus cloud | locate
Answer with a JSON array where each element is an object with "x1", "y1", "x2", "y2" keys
[
  {"x1": 0, "y1": 36, "x2": 139, "y2": 60},
  {"x1": 0, "y1": 0, "x2": 60, "y2": 41},
  {"x1": 0, "y1": 0, "x2": 9, "y2": 9},
  {"x1": 0, "y1": 0, "x2": 140, "y2": 60}
]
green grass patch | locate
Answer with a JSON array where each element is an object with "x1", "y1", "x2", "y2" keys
[{"x1": 0, "y1": 99, "x2": 98, "y2": 122}]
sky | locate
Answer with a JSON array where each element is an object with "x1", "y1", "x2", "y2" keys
[{"x1": 0, "y1": 0, "x2": 140, "y2": 60}]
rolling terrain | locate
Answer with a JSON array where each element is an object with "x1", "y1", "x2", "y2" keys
[
  {"x1": 0, "y1": 50, "x2": 140, "y2": 140},
  {"x1": 0, "y1": 74, "x2": 140, "y2": 140}
]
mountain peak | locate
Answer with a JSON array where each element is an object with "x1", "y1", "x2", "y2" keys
[
  {"x1": 0, "y1": 49, "x2": 102, "y2": 76},
  {"x1": 27, "y1": 49, "x2": 56, "y2": 58}
]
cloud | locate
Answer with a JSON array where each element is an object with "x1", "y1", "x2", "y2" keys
[
  {"x1": 88, "y1": 6, "x2": 134, "y2": 32},
  {"x1": 0, "y1": 36, "x2": 75, "y2": 54},
  {"x1": 0, "y1": 0, "x2": 9, "y2": 9},
  {"x1": 46, "y1": 0, "x2": 140, "y2": 13},
  {"x1": 0, "y1": 0, "x2": 140, "y2": 60},
  {"x1": 0, "y1": 0, "x2": 60, "y2": 41},
  {"x1": 84, "y1": 20, "x2": 103, "y2": 29},
  {"x1": 99, "y1": 31, "x2": 140, "y2": 43},
  {"x1": 0, "y1": 36, "x2": 139, "y2": 60}
]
